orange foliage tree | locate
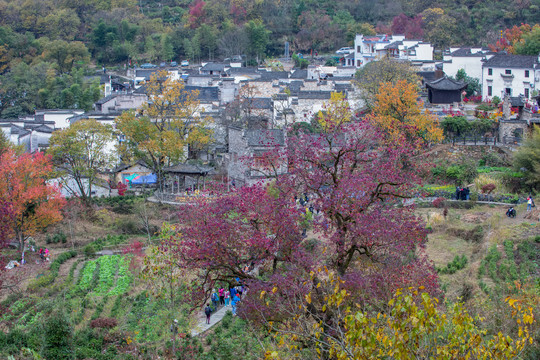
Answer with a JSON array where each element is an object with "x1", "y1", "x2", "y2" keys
[
  {"x1": 489, "y1": 24, "x2": 540, "y2": 54},
  {"x1": 0, "y1": 150, "x2": 65, "y2": 251},
  {"x1": 370, "y1": 80, "x2": 443, "y2": 146}
]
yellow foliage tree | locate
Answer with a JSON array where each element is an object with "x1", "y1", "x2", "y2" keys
[
  {"x1": 116, "y1": 70, "x2": 213, "y2": 190},
  {"x1": 370, "y1": 80, "x2": 443, "y2": 146},
  {"x1": 264, "y1": 269, "x2": 536, "y2": 360},
  {"x1": 317, "y1": 92, "x2": 352, "y2": 131}
]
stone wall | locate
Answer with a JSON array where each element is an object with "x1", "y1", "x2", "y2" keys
[
  {"x1": 499, "y1": 120, "x2": 527, "y2": 140},
  {"x1": 425, "y1": 144, "x2": 511, "y2": 163}
]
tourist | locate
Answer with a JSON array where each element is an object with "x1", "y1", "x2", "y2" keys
[
  {"x1": 211, "y1": 290, "x2": 219, "y2": 311},
  {"x1": 231, "y1": 293, "x2": 240, "y2": 316},
  {"x1": 506, "y1": 206, "x2": 516, "y2": 218},
  {"x1": 527, "y1": 196, "x2": 534, "y2": 211},
  {"x1": 204, "y1": 303, "x2": 213, "y2": 324},
  {"x1": 219, "y1": 287, "x2": 225, "y2": 306},
  {"x1": 224, "y1": 289, "x2": 230, "y2": 306}
]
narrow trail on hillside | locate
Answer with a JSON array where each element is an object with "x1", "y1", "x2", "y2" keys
[{"x1": 190, "y1": 305, "x2": 231, "y2": 337}]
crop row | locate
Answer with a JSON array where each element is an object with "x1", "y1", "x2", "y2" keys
[
  {"x1": 92, "y1": 255, "x2": 120, "y2": 296},
  {"x1": 109, "y1": 256, "x2": 133, "y2": 296},
  {"x1": 77, "y1": 261, "x2": 98, "y2": 293}
]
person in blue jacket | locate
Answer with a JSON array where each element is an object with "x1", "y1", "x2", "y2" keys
[{"x1": 231, "y1": 293, "x2": 241, "y2": 316}]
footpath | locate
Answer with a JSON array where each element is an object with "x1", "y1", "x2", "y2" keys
[{"x1": 190, "y1": 304, "x2": 231, "y2": 337}]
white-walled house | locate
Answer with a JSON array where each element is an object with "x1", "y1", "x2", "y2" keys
[
  {"x1": 33, "y1": 109, "x2": 84, "y2": 129},
  {"x1": 353, "y1": 34, "x2": 433, "y2": 68},
  {"x1": 482, "y1": 54, "x2": 540, "y2": 100},
  {"x1": 443, "y1": 47, "x2": 494, "y2": 79}
]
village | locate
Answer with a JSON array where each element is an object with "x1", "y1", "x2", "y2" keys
[
  {"x1": 1, "y1": 27, "x2": 540, "y2": 359},
  {"x1": 1, "y1": 33, "x2": 539, "y2": 196}
]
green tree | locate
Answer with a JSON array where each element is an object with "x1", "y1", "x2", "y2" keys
[
  {"x1": 514, "y1": 25, "x2": 540, "y2": 55},
  {"x1": 421, "y1": 8, "x2": 457, "y2": 49},
  {"x1": 454, "y1": 69, "x2": 481, "y2": 97},
  {"x1": 245, "y1": 20, "x2": 270, "y2": 63},
  {"x1": 355, "y1": 57, "x2": 420, "y2": 109},
  {"x1": 513, "y1": 127, "x2": 540, "y2": 191},
  {"x1": 160, "y1": 33, "x2": 174, "y2": 61},
  {"x1": 195, "y1": 24, "x2": 217, "y2": 60},
  {"x1": 440, "y1": 116, "x2": 470, "y2": 138},
  {"x1": 40, "y1": 39, "x2": 90, "y2": 74},
  {"x1": 42, "y1": 310, "x2": 74, "y2": 360},
  {"x1": 48, "y1": 119, "x2": 115, "y2": 204}
]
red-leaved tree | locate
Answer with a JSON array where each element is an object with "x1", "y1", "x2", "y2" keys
[
  {"x1": 167, "y1": 100, "x2": 440, "y2": 349},
  {"x1": 391, "y1": 13, "x2": 424, "y2": 39},
  {"x1": 0, "y1": 150, "x2": 65, "y2": 251}
]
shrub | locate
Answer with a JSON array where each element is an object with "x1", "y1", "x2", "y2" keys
[
  {"x1": 43, "y1": 311, "x2": 73, "y2": 360},
  {"x1": 481, "y1": 183, "x2": 496, "y2": 194},
  {"x1": 432, "y1": 197, "x2": 446, "y2": 208},
  {"x1": 46, "y1": 231, "x2": 68, "y2": 244},
  {"x1": 84, "y1": 244, "x2": 96, "y2": 257},
  {"x1": 437, "y1": 255, "x2": 468, "y2": 274},
  {"x1": 90, "y1": 317, "x2": 118, "y2": 329}
]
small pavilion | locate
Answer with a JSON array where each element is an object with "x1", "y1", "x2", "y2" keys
[
  {"x1": 425, "y1": 77, "x2": 467, "y2": 104},
  {"x1": 162, "y1": 163, "x2": 215, "y2": 194}
]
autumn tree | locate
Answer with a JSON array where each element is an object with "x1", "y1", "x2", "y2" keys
[
  {"x1": 264, "y1": 276, "x2": 535, "y2": 359},
  {"x1": 140, "y1": 223, "x2": 189, "y2": 309},
  {"x1": 0, "y1": 150, "x2": 65, "y2": 251},
  {"x1": 116, "y1": 70, "x2": 213, "y2": 190},
  {"x1": 48, "y1": 119, "x2": 115, "y2": 204},
  {"x1": 354, "y1": 57, "x2": 420, "y2": 109},
  {"x1": 170, "y1": 97, "x2": 440, "y2": 324},
  {"x1": 370, "y1": 80, "x2": 443, "y2": 146},
  {"x1": 391, "y1": 13, "x2": 423, "y2": 39},
  {"x1": 489, "y1": 24, "x2": 540, "y2": 55}
]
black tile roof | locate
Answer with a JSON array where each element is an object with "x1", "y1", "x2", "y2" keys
[
  {"x1": 426, "y1": 76, "x2": 467, "y2": 91},
  {"x1": 384, "y1": 41, "x2": 403, "y2": 49},
  {"x1": 184, "y1": 86, "x2": 220, "y2": 101},
  {"x1": 133, "y1": 85, "x2": 219, "y2": 102},
  {"x1": 334, "y1": 83, "x2": 352, "y2": 91},
  {"x1": 95, "y1": 94, "x2": 118, "y2": 105},
  {"x1": 298, "y1": 91, "x2": 333, "y2": 99},
  {"x1": 228, "y1": 67, "x2": 259, "y2": 74},
  {"x1": 482, "y1": 54, "x2": 538, "y2": 69},
  {"x1": 163, "y1": 163, "x2": 214, "y2": 175},
  {"x1": 33, "y1": 125, "x2": 55, "y2": 133},
  {"x1": 450, "y1": 48, "x2": 490, "y2": 57},
  {"x1": 200, "y1": 63, "x2": 228, "y2": 72},
  {"x1": 246, "y1": 129, "x2": 285, "y2": 146},
  {"x1": 257, "y1": 71, "x2": 289, "y2": 80},
  {"x1": 290, "y1": 69, "x2": 307, "y2": 79},
  {"x1": 250, "y1": 98, "x2": 272, "y2": 109}
]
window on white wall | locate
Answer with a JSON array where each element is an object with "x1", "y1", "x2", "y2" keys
[
  {"x1": 525, "y1": 70, "x2": 530, "y2": 77},
  {"x1": 505, "y1": 69, "x2": 512, "y2": 75},
  {"x1": 525, "y1": 88, "x2": 529, "y2": 98},
  {"x1": 488, "y1": 68, "x2": 493, "y2": 75},
  {"x1": 488, "y1": 86, "x2": 492, "y2": 96}
]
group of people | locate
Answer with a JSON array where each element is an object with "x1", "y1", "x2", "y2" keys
[
  {"x1": 455, "y1": 187, "x2": 471, "y2": 201},
  {"x1": 205, "y1": 284, "x2": 244, "y2": 324},
  {"x1": 505, "y1": 195, "x2": 535, "y2": 218},
  {"x1": 38, "y1": 248, "x2": 50, "y2": 262}
]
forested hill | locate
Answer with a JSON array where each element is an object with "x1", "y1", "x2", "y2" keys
[
  {"x1": 0, "y1": 0, "x2": 538, "y2": 117},
  {"x1": 1, "y1": 0, "x2": 538, "y2": 64}
]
